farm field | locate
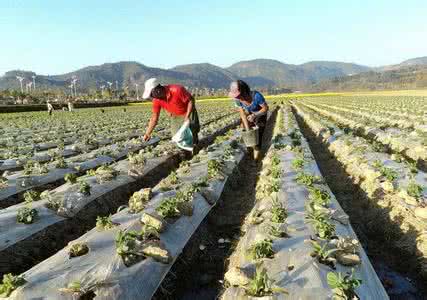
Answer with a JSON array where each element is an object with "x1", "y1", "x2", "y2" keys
[{"x1": 0, "y1": 95, "x2": 426, "y2": 299}]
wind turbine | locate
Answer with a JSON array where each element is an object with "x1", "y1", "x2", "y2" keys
[
  {"x1": 16, "y1": 76, "x2": 24, "y2": 93},
  {"x1": 135, "y1": 83, "x2": 139, "y2": 100},
  {"x1": 69, "y1": 84, "x2": 74, "y2": 97},
  {"x1": 71, "y1": 76, "x2": 78, "y2": 97},
  {"x1": 26, "y1": 82, "x2": 33, "y2": 93},
  {"x1": 31, "y1": 75, "x2": 36, "y2": 90}
]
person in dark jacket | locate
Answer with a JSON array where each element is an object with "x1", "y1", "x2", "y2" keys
[{"x1": 229, "y1": 80, "x2": 269, "y2": 159}]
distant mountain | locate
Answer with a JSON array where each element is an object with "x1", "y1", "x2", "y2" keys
[
  {"x1": 227, "y1": 59, "x2": 371, "y2": 89},
  {"x1": 171, "y1": 63, "x2": 236, "y2": 89},
  {"x1": 378, "y1": 56, "x2": 427, "y2": 72},
  {"x1": 1, "y1": 56, "x2": 426, "y2": 92},
  {"x1": 312, "y1": 65, "x2": 427, "y2": 92}
]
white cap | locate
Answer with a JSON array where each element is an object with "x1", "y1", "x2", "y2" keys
[{"x1": 142, "y1": 78, "x2": 159, "y2": 99}]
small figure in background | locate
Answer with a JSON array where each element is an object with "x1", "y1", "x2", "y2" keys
[
  {"x1": 68, "y1": 101, "x2": 74, "y2": 112},
  {"x1": 47, "y1": 101, "x2": 54, "y2": 116}
]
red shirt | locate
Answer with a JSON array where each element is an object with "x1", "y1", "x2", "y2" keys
[{"x1": 152, "y1": 84, "x2": 192, "y2": 116}]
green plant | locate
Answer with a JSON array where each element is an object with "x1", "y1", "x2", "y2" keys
[
  {"x1": 156, "y1": 197, "x2": 180, "y2": 219},
  {"x1": 17, "y1": 206, "x2": 38, "y2": 224},
  {"x1": 309, "y1": 187, "x2": 331, "y2": 207},
  {"x1": 86, "y1": 169, "x2": 96, "y2": 177},
  {"x1": 291, "y1": 158, "x2": 304, "y2": 170},
  {"x1": 96, "y1": 215, "x2": 117, "y2": 230},
  {"x1": 60, "y1": 280, "x2": 82, "y2": 293},
  {"x1": 207, "y1": 159, "x2": 223, "y2": 178},
  {"x1": 269, "y1": 224, "x2": 288, "y2": 238},
  {"x1": 128, "y1": 151, "x2": 146, "y2": 167},
  {"x1": 54, "y1": 157, "x2": 67, "y2": 169},
  {"x1": 0, "y1": 173, "x2": 8, "y2": 189},
  {"x1": 0, "y1": 273, "x2": 26, "y2": 297},
  {"x1": 245, "y1": 267, "x2": 273, "y2": 297},
  {"x1": 78, "y1": 181, "x2": 91, "y2": 195},
  {"x1": 407, "y1": 181, "x2": 423, "y2": 199},
  {"x1": 270, "y1": 165, "x2": 282, "y2": 179},
  {"x1": 265, "y1": 179, "x2": 281, "y2": 194},
  {"x1": 248, "y1": 239, "x2": 274, "y2": 260},
  {"x1": 64, "y1": 173, "x2": 78, "y2": 184},
  {"x1": 23, "y1": 160, "x2": 35, "y2": 176},
  {"x1": 23, "y1": 189, "x2": 41, "y2": 203},
  {"x1": 296, "y1": 172, "x2": 319, "y2": 186},
  {"x1": 69, "y1": 243, "x2": 89, "y2": 258},
  {"x1": 95, "y1": 165, "x2": 118, "y2": 182},
  {"x1": 115, "y1": 230, "x2": 143, "y2": 267},
  {"x1": 270, "y1": 154, "x2": 281, "y2": 167},
  {"x1": 378, "y1": 166, "x2": 398, "y2": 182},
  {"x1": 271, "y1": 202, "x2": 287, "y2": 223},
  {"x1": 327, "y1": 271, "x2": 362, "y2": 300},
  {"x1": 129, "y1": 189, "x2": 151, "y2": 213},
  {"x1": 34, "y1": 162, "x2": 49, "y2": 175},
  {"x1": 306, "y1": 208, "x2": 336, "y2": 239},
  {"x1": 310, "y1": 240, "x2": 337, "y2": 267}
]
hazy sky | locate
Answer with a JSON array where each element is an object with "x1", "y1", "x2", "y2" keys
[{"x1": 1, "y1": 0, "x2": 426, "y2": 75}]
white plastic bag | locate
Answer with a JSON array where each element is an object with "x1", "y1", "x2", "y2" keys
[{"x1": 172, "y1": 120, "x2": 193, "y2": 152}]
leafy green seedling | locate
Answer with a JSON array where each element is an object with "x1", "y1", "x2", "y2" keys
[
  {"x1": 291, "y1": 158, "x2": 304, "y2": 170},
  {"x1": 309, "y1": 187, "x2": 331, "y2": 207},
  {"x1": 310, "y1": 240, "x2": 337, "y2": 267},
  {"x1": 23, "y1": 190, "x2": 41, "y2": 203},
  {"x1": 156, "y1": 197, "x2": 180, "y2": 219},
  {"x1": 407, "y1": 181, "x2": 423, "y2": 199},
  {"x1": 327, "y1": 270, "x2": 362, "y2": 300},
  {"x1": 248, "y1": 239, "x2": 274, "y2": 260},
  {"x1": 296, "y1": 172, "x2": 319, "y2": 186},
  {"x1": 96, "y1": 215, "x2": 117, "y2": 230},
  {"x1": 17, "y1": 206, "x2": 38, "y2": 224},
  {"x1": 271, "y1": 202, "x2": 288, "y2": 223},
  {"x1": 64, "y1": 173, "x2": 78, "y2": 184},
  {"x1": 0, "y1": 273, "x2": 26, "y2": 297},
  {"x1": 78, "y1": 181, "x2": 91, "y2": 196},
  {"x1": 245, "y1": 267, "x2": 273, "y2": 296}
]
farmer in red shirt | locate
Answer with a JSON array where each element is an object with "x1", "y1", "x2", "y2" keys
[{"x1": 142, "y1": 78, "x2": 200, "y2": 146}]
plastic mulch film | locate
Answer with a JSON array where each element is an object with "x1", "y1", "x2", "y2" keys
[
  {"x1": 8, "y1": 131, "x2": 246, "y2": 299},
  {"x1": 221, "y1": 107, "x2": 389, "y2": 300}
]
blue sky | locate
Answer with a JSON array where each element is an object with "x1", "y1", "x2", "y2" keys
[{"x1": 1, "y1": 0, "x2": 426, "y2": 75}]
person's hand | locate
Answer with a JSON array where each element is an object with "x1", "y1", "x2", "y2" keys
[
  {"x1": 143, "y1": 133, "x2": 151, "y2": 142},
  {"x1": 247, "y1": 114, "x2": 256, "y2": 122},
  {"x1": 184, "y1": 116, "x2": 190, "y2": 124}
]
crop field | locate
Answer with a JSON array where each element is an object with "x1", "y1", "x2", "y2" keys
[{"x1": 0, "y1": 95, "x2": 426, "y2": 299}]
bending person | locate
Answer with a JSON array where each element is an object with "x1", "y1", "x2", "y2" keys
[
  {"x1": 229, "y1": 80, "x2": 269, "y2": 159},
  {"x1": 142, "y1": 78, "x2": 200, "y2": 149}
]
